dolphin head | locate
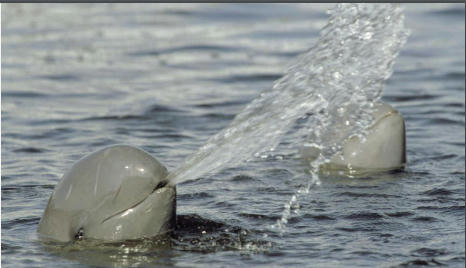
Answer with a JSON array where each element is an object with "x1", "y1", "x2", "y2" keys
[
  {"x1": 330, "y1": 102, "x2": 406, "y2": 171},
  {"x1": 38, "y1": 145, "x2": 176, "y2": 242},
  {"x1": 302, "y1": 102, "x2": 406, "y2": 175}
]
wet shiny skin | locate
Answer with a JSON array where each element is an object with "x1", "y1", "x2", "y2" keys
[
  {"x1": 302, "y1": 102, "x2": 406, "y2": 175},
  {"x1": 38, "y1": 145, "x2": 176, "y2": 242}
]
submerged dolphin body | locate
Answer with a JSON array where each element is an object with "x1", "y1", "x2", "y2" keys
[
  {"x1": 301, "y1": 102, "x2": 406, "y2": 175},
  {"x1": 38, "y1": 145, "x2": 175, "y2": 242}
]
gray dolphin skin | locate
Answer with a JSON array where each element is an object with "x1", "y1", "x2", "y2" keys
[
  {"x1": 38, "y1": 145, "x2": 176, "y2": 242},
  {"x1": 302, "y1": 102, "x2": 406, "y2": 175}
]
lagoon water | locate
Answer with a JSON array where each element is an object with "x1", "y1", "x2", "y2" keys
[{"x1": 2, "y1": 3, "x2": 465, "y2": 267}]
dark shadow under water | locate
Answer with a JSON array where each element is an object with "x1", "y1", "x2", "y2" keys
[{"x1": 38, "y1": 214, "x2": 273, "y2": 267}]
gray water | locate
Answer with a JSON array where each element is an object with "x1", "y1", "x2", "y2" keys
[{"x1": 2, "y1": 3, "x2": 465, "y2": 267}]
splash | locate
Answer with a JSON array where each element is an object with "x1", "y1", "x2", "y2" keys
[{"x1": 168, "y1": 4, "x2": 409, "y2": 189}]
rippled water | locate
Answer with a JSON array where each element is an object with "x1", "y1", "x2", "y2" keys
[{"x1": 2, "y1": 3, "x2": 465, "y2": 267}]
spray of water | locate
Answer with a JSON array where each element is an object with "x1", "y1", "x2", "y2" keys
[
  {"x1": 167, "y1": 4, "x2": 409, "y2": 189},
  {"x1": 272, "y1": 3, "x2": 410, "y2": 232}
]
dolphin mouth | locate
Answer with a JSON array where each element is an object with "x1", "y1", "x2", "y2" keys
[
  {"x1": 100, "y1": 180, "x2": 173, "y2": 225},
  {"x1": 153, "y1": 179, "x2": 169, "y2": 192}
]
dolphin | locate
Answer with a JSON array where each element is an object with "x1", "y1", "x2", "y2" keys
[
  {"x1": 301, "y1": 102, "x2": 406, "y2": 175},
  {"x1": 37, "y1": 145, "x2": 175, "y2": 242},
  {"x1": 38, "y1": 103, "x2": 406, "y2": 242}
]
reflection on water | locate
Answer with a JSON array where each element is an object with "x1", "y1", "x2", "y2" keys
[
  {"x1": 2, "y1": 3, "x2": 464, "y2": 268},
  {"x1": 39, "y1": 214, "x2": 271, "y2": 267}
]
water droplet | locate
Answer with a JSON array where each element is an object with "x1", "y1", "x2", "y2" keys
[{"x1": 337, "y1": 107, "x2": 345, "y2": 116}]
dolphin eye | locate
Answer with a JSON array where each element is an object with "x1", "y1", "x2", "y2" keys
[{"x1": 75, "y1": 229, "x2": 84, "y2": 240}]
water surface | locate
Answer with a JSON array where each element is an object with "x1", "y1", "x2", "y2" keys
[{"x1": 2, "y1": 3, "x2": 465, "y2": 267}]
